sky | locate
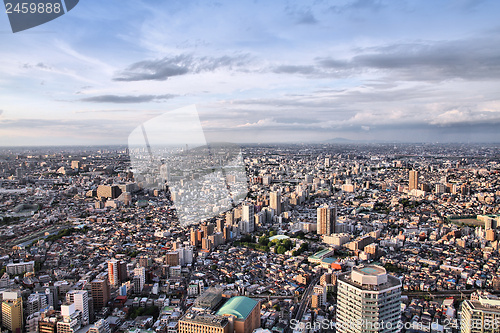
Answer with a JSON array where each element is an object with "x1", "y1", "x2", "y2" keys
[{"x1": 1, "y1": 0, "x2": 500, "y2": 145}]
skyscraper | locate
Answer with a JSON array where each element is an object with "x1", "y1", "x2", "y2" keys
[
  {"x1": 270, "y1": 191, "x2": 281, "y2": 216},
  {"x1": 317, "y1": 205, "x2": 337, "y2": 235},
  {"x1": 337, "y1": 265, "x2": 402, "y2": 333},
  {"x1": 241, "y1": 202, "x2": 255, "y2": 233},
  {"x1": 409, "y1": 170, "x2": 418, "y2": 191}
]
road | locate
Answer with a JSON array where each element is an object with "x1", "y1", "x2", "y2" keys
[{"x1": 294, "y1": 275, "x2": 320, "y2": 321}]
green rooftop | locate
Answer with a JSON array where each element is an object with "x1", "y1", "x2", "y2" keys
[
  {"x1": 216, "y1": 296, "x2": 258, "y2": 320},
  {"x1": 269, "y1": 235, "x2": 290, "y2": 241},
  {"x1": 309, "y1": 248, "x2": 333, "y2": 260}
]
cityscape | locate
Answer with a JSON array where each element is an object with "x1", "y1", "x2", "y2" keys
[{"x1": 0, "y1": 142, "x2": 499, "y2": 333}]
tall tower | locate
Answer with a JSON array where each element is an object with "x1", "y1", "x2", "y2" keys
[
  {"x1": 317, "y1": 205, "x2": 337, "y2": 235},
  {"x1": 108, "y1": 259, "x2": 119, "y2": 287},
  {"x1": 270, "y1": 191, "x2": 281, "y2": 216},
  {"x1": 337, "y1": 265, "x2": 401, "y2": 333},
  {"x1": 241, "y1": 202, "x2": 255, "y2": 233},
  {"x1": 409, "y1": 170, "x2": 418, "y2": 191}
]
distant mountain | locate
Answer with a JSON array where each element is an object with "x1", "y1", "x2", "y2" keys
[{"x1": 323, "y1": 137, "x2": 356, "y2": 143}]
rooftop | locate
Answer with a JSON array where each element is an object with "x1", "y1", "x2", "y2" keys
[
  {"x1": 181, "y1": 311, "x2": 228, "y2": 327},
  {"x1": 216, "y1": 296, "x2": 258, "y2": 320},
  {"x1": 340, "y1": 265, "x2": 402, "y2": 291}
]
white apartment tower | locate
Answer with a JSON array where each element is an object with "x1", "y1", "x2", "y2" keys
[{"x1": 337, "y1": 265, "x2": 402, "y2": 333}]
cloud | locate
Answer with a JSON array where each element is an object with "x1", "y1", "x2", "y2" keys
[
  {"x1": 325, "y1": 37, "x2": 500, "y2": 81},
  {"x1": 330, "y1": 0, "x2": 386, "y2": 14},
  {"x1": 273, "y1": 65, "x2": 317, "y2": 75},
  {"x1": 22, "y1": 62, "x2": 53, "y2": 70},
  {"x1": 285, "y1": 6, "x2": 318, "y2": 25},
  {"x1": 0, "y1": 110, "x2": 3, "y2": 116},
  {"x1": 80, "y1": 94, "x2": 177, "y2": 103},
  {"x1": 429, "y1": 109, "x2": 500, "y2": 126},
  {"x1": 114, "y1": 54, "x2": 252, "y2": 81},
  {"x1": 269, "y1": 35, "x2": 500, "y2": 82}
]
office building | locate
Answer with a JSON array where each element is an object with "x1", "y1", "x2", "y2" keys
[
  {"x1": 1, "y1": 291, "x2": 23, "y2": 333},
  {"x1": 337, "y1": 265, "x2": 402, "y2": 333},
  {"x1": 91, "y1": 278, "x2": 110, "y2": 310},
  {"x1": 317, "y1": 205, "x2": 337, "y2": 235}
]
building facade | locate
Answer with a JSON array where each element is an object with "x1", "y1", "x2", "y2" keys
[{"x1": 337, "y1": 265, "x2": 402, "y2": 333}]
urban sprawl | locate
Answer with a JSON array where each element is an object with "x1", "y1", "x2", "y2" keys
[{"x1": 0, "y1": 143, "x2": 500, "y2": 333}]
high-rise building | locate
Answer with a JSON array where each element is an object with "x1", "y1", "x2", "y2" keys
[
  {"x1": 241, "y1": 202, "x2": 255, "y2": 233},
  {"x1": 108, "y1": 259, "x2": 127, "y2": 287},
  {"x1": 91, "y1": 278, "x2": 110, "y2": 310},
  {"x1": 216, "y1": 219, "x2": 225, "y2": 233},
  {"x1": 225, "y1": 211, "x2": 234, "y2": 227},
  {"x1": 66, "y1": 290, "x2": 89, "y2": 325},
  {"x1": 317, "y1": 205, "x2": 337, "y2": 235},
  {"x1": 190, "y1": 229, "x2": 199, "y2": 247},
  {"x1": 201, "y1": 224, "x2": 215, "y2": 237},
  {"x1": 337, "y1": 265, "x2": 401, "y2": 333},
  {"x1": 409, "y1": 170, "x2": 418, "y2": 191},
  {"x1": 134, "y1": 267, "x2": 146, "y2": 292},
  {"x1": 270, "y1": 191, "x2": 281, "y2": 216},
  {"x1": 1, "y1": 291, "x2": 24, "y2": 333}
]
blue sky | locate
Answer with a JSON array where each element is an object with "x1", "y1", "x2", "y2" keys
[{"x1": 1, "y1": 0, "x2": 500, "y2": 145}]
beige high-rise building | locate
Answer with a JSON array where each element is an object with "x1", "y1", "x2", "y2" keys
[
  {"x1": 409, "y1": 170, "x2": 418, "y2": 191},
  {"x1": 461, "y1": 295, "x2": 500, "y2": 333},
  {"x1": 1, "y1": 291, "x2": 23, "y2": 333},
  {"x1": 270, "y1": 191, "x2": 281, "y2": 216},
  {"x1": 317, "y1": 205, "x2": 337, "y2": 235}
]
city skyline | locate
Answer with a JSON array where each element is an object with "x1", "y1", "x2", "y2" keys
[{"x1": 1, "y1": 1, "x2": 500, "y2": 145}]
